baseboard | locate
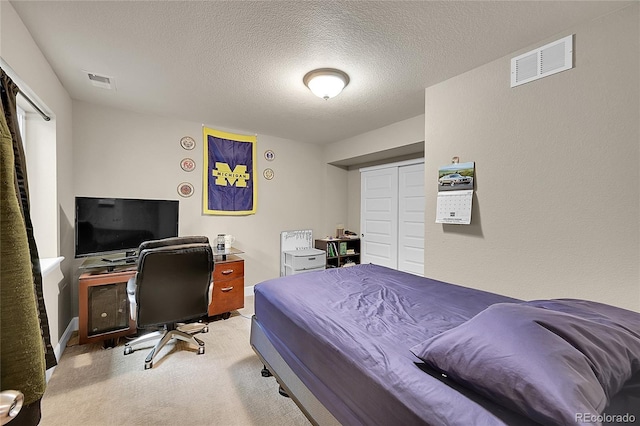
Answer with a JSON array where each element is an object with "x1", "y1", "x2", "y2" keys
[
  {"x1": 244, "y1": 285, "x2": 255, "y2": 298},
  {"x1": 46, "y1": 317, "x2": 78, "y2": 383}
]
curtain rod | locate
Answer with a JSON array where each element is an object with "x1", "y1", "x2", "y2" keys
[{"x1": 17, "y1": 89, "x2": 51, "y2": 121}]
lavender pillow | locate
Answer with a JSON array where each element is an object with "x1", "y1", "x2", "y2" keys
[{"x1": 410, "y1": 301, "x2": 640, "y2": 425}]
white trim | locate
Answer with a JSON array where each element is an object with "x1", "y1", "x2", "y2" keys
[
  {"x1": 46, "y1": 317, "x2": 78, "y2": 382},
  {"x1": 40, "y1": 256, "x2": 64, "y2": 277},
  {"x1": 359, "y1": 157, "x2": 423, "y2": 173},
  {"x1": 244, "y1": 285, "x2": 255, "y2": 298}
]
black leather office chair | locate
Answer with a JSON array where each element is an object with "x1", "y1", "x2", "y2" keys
[{"x1": 123, "y1": 236, "x2": 214, "y2": 369}]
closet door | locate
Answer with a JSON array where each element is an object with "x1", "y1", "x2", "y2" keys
[
  {"x1": 360, "y1": 167, "x2": 398, "y2": 268},
  {"x1": 398, "y1": 163, "x2": 425, "y2": 276}
]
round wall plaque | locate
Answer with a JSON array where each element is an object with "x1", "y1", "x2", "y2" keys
[
  {"x1": 263, "y1": 168, "x2": 274, "y2": 180},
  {"x1": 177, "y1": 182, "x2": 194, "y2": 197},
  {"x1": 264, "y1": 150, "x2": 275, "y2": 161},
  {"x1": 180, "y1": 136, "x2": 196, "y2": 150},
  {"x1": 180, "y1": 157, "x2": 196, "y2": 172}
]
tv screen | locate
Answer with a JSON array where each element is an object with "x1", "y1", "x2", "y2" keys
[{"x1": 75, "y1": 197, "x2": 179, "y2": 258}]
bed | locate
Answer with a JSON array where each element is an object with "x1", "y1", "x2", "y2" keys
[{"x1": 250, "y1": 264, "x2": 640, "y2": 425}]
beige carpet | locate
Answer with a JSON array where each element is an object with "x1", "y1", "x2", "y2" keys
[{"x1": 40, "y1": 296, "x2": 310, "y2": 426}]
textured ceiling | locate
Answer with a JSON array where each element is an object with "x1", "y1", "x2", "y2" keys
[{"x1": 9, "y1": 1, "x2": 631, "y2": 144}]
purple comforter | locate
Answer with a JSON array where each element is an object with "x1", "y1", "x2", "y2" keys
[
  {"x1": 254, "y1": 264, "x2": 640, "y2": 425},
  {"x1": 254, "y1": 264, "x2": 535, "y2": 425}
]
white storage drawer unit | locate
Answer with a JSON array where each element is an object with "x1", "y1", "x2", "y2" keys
[{"x1": 284, "y1": 248, "x2": 326, "y2": 276}]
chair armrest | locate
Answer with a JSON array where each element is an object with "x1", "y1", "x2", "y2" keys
[
  {"x1": 126, "y1": 275, "x2": 137, "y2": 296},
  {"x1": 127, "y1": 275, "x2": 138, "y2": 322}
]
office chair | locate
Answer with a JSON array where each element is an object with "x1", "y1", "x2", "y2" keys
[{"x1": 123, "y1": 236, "x2": 214, "y2": 369}]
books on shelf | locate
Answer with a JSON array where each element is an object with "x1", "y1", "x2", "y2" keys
[
  {"x1": 339, "y1": 242, "x2": 347, "y2": 255},
  {"x1": 326, "y1": 242, "x2": 338, "y2": 257}
]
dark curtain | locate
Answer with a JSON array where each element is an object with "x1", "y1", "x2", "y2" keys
[{"x1": 1, "y1": 67, "x2": 56, "y2": 425}]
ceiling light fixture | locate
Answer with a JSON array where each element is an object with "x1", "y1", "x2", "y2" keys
[{"x1": 303, "y1": 68, "x2": 350, "y2": 100}]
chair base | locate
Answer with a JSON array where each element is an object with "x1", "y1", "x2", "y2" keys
[{"x1": 124, "y1": 322, "x2": 208, "y2": 369}]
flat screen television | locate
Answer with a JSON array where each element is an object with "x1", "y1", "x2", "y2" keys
[{"x1": 75, "y1": 196, "x2": 179, "y2": 258}]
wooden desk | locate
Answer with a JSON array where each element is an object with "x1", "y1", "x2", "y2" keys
[{"x1": 78, "y1": 253, "x2": 245, "y2": 345}]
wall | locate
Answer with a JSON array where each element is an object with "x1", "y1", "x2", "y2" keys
[
  {"x1": 72, "y1": 101, "x2": 346, "y2": 300},
  {"x1": 424, "y1": 4, "x2": 639, "y2": 310},
  {"x1": 325, "y1": 114, "x2": 425, "y2": 167},
  {"x1": 326, "y1": 114, "x2": 426, "y2": 233},
  {"x1": 1, "y1": 1, "x2": 75, "y2": 350}
]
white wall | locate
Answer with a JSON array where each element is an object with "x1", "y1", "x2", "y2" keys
[
  {"x1": 72, "y1": 101, "x2": 347, "y2": 292},
  {"x1": 424, "y1": 4, "x2": 639, "y2": 311}
]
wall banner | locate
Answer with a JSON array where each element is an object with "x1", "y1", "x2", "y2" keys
[{"x1": 203, "y1": 127, "x2": 257, "y2": 215}]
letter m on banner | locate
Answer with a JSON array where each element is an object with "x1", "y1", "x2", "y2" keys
[{"x1": 203, "y1": 127, "x2": 257, "y2": 215}]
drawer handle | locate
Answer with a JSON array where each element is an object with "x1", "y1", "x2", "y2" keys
[
  {"x1": 221, "y1": 269, "x2": 234, "y2": 275},
  {"x1": 308, "y1": 257, "x2": 316, "y2": 260},
  {"x1": 221, "y1": 286, "x2": 234, "y2": 292}
]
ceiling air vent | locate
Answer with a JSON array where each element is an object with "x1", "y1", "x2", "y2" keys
[
  {"x1": 511, "y1": 35, "x2": 573, "y2": 88},
  {"x1": 86, "y1": 72, "x2": 115, "y2": 90}
]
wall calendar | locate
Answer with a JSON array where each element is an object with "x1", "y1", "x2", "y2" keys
[{"x1": 435, "y1": 161, "x2": 475, "y2": 225}]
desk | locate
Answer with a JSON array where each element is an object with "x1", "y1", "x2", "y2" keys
[{"x1": 78, "y1": 248, "x2": 245, "y2": 345}]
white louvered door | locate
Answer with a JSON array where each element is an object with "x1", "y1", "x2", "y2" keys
[
  {"x1": 360, "y1": 160, "x2": 424, "y2": 275},
  {"x1": 360, "y1": 167, "x2": 398, "y2": 268}
]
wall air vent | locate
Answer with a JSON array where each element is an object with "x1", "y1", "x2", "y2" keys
[
  {"x1": 511, "y1": 35, "x2": 573, "y2": 88},
  {"x1": 86, "y1": 72, "x2": 115, "y2": 90}
]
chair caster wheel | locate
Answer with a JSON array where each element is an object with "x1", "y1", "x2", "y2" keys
[
  {"x1": 202, "y1": 326, "x2": 209, "y2": 334},
  {"x1": 198, "y1": 346, "x2": 205, "y2": 355},
  {"x1": 222, "y1": 312, "x2": 231, "y2": 320},
  {"x1": 144, "y1": 361, "x2": 153, "y2": 370},
  {"x1": 124, "y1": 346, "x2": 133, "y2": 355}
]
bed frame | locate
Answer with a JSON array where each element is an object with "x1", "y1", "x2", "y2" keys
[{"x1": 250, "y1": 316, "x2": 339, "y2": 426}]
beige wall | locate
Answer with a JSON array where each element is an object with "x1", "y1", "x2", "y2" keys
[
  {"x1": 325, "y1": 114, "x2": 425, "y2": 166},
  {"x1": 327, "y1": 114, "x2": 426, "y2": 233},
  {"x1": 1, "y1": 1, "x2": 75, "y2": 347},
  {"x1": 72, "y1": 101, "x2": 347, "y2": 289},
  {"x1": 424, "y1": 4, "x2": 639, "y2": 310}
]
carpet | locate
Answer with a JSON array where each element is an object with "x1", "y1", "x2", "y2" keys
[{"x1": 40, "y1": 296, "x2": 310, "y2": 426}]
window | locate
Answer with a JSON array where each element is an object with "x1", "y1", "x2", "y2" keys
[
  {"x1": 17, "y1": 95, "x2": 58, "y2": 258},
  {"x1": 17, "y1": 104, "x2": 26, "y2": 145}
]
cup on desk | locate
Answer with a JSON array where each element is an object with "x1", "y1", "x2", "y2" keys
[{"x1": 224, "y1": 234, "x2": 235, "y2": 249}]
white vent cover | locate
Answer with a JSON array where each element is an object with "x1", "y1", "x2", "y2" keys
[
  {"x1": 85, "y1": 72, "x2": 115, "y2": 90},
  {"x1": 511, "y1": 35, "x2": 573, "y2": 87}
]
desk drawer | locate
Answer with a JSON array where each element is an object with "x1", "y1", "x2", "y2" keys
[
  {"x1": 209, "y1": 277, "x2": 244, "y2": 316},
  {"x1": 213, "y1": 261, "x2": 244, "y2": 281}
]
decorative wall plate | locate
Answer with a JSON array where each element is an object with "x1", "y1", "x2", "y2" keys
[
  {"x1": 177, "y1": 182, "x2": 194, "y2": 197},
  {"x1": 263, "y1": 168, "x2": 274, "y2": 180},
  {"x1": 180, "y1": 136, "x2": 196, "y2": 150},
  {"x1": 180, "y1": 157, "x2": 196, "y2": 172},
  {"x1": 264, "y1": 149, "x2": 275, "y2": 161}
]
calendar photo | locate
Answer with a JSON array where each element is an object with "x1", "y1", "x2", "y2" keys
[
  {"x1": 436, "y1": 161, "x2": 475, "y2": 224},
  {"x1": 437, "y1": 161, "x2": 475, "y2": 192}
]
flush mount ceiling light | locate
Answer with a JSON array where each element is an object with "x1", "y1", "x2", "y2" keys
[{"x1": 303, "y1": 68, "x2": 350, "y2": 100}]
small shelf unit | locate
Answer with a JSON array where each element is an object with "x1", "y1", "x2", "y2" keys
[{"x1": 314, "y1": 238, "x2": 361, "y2": 269}]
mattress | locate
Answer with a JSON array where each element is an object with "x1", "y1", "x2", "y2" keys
[{"x1": 253, "y1": 264, "x2": 538, "y2": 425}]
